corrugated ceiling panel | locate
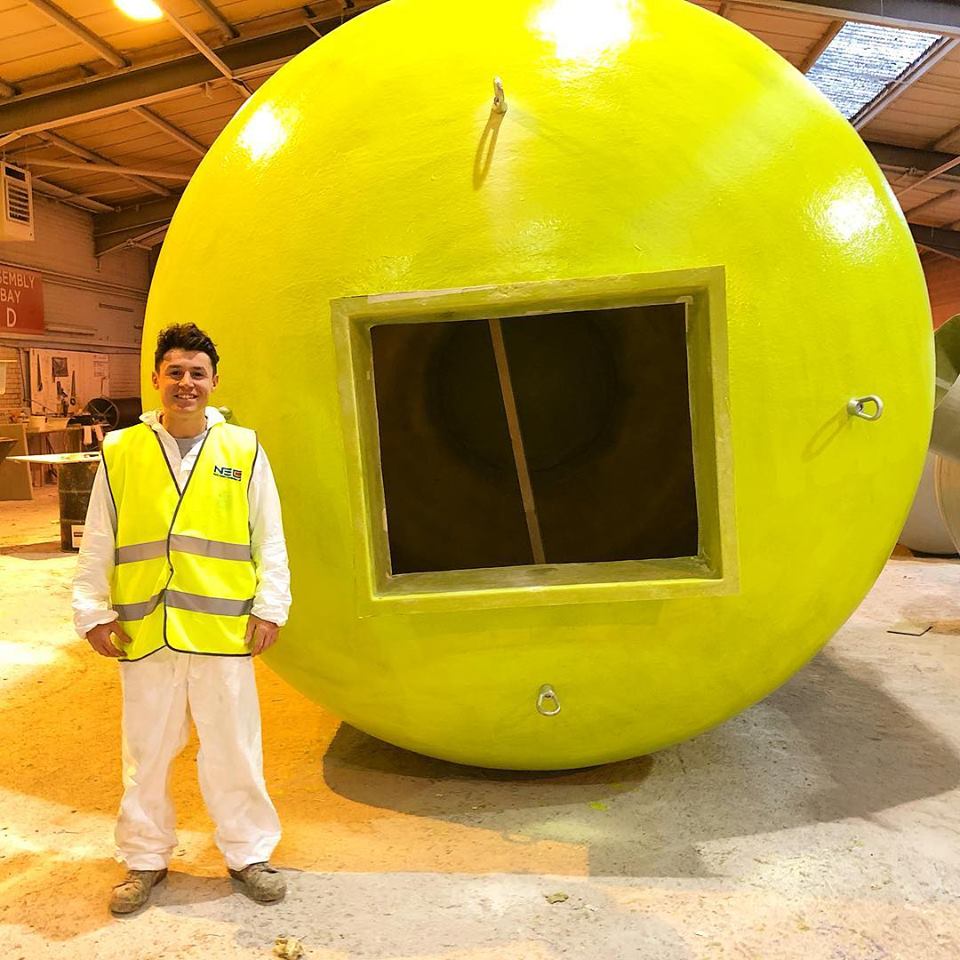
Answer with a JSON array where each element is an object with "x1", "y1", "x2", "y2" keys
[
  {"x1": 106, "y1": 142, "x2": 201, "y2": 166},
  {"x1": 807, "y1": 22, "x2": 943, "y2": 119},
  {"x1": 211, "y1": 0, "x2": 312, "y2": 19},
  {"x1": 88, "y1": 18, "x2": 192, "y2": 51},
  {"x1": 3, "y1": 44, "x2": 93, "y2": 84},
  {"x1": 0, "y1": 4, "x2": 54, "y2": 40}
]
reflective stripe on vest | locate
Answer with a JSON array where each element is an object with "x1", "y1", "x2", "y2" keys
[
  {"x1": 102, "y1": 421, "x2": 259, "y2": 661},
  {"x1": 114, "y1": 589, "x2": 255, "y2": 621},
  {"x1": 115, "y1": 535, "x2": 253, "y2": 565}
]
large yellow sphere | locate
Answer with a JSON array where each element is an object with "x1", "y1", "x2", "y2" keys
[{"x1": 144, "y1": 0, "x2": 933, "y2": 768}]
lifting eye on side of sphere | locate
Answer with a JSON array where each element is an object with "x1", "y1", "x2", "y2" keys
[
  {"x1": 847, "y1": 395, "x2": 884, "y2": 421},
  {"x1": 536, "y1": 684, "x2": 561, "y2": 717}
]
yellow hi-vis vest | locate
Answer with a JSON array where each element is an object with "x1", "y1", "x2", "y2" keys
[{"x1": 102, "y1": 420, "x2": 259, "y2": 662}]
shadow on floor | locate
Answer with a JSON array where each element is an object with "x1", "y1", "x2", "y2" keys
[
  {"x1": 0, "y1": 857, "x2": 237, "y2": 939},
  {"x1": 3, "y1": 628, "x2": 958, "y2": 944},
  {"x1": 0, "y1": 539, "x2": 68, "y2": 558},
  {"x1": 323, "y1": 650, "x2": 960, "y2": 878}
]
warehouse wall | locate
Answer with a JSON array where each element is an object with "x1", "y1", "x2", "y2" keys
[
  {"x1": 923, "y1": 256, "x2": 960, "y2": 330},
  {"x1": 0, "y1": 195, "x2": 148, "y2": 417},
  {"x1": 0, "y1": 346, "x2": 26, "y2": 418}
]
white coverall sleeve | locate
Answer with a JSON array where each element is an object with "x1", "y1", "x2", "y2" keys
[
  {"x1": 72, "y1": 463, "x2": 119, "y2": 639},
  {"x1": 248, "y1": 446, "x2": 292, "y2": 627}
]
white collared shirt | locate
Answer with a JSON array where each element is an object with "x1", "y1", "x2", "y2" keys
[{"x1": 72, "y1": 407, "x2": 292, "y2": 638}]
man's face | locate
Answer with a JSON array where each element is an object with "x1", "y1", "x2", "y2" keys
[{"x1": 152, "y1": 348, "x2": 218, "y2": 418}]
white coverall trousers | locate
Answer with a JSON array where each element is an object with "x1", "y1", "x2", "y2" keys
[{"x1": 117, "y1": 647, "x2": 281, "y2": 871}]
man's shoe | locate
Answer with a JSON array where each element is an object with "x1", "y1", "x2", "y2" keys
[
  {"x1": 228, "y1": 861, "x2": 286, "y2": 903},
  {"x1": 109, "y1": 868, "x2": 168, "y2": 915}
]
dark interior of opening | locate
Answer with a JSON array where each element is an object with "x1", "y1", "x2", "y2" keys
[{"x1": 369, "y1": 303, "x2": 699, "y2": 574}]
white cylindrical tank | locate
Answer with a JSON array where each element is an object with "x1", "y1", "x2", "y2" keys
[{"x1": 901, "y1": 451, "x2": 956, "y2": 555}]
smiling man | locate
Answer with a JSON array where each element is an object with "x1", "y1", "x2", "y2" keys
[{"x1": 72, "y1": 323, "x2": 292, "y2": 916}]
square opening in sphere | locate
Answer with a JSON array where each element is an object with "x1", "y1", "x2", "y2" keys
[
  {"x1": 370, "y1": 304, "x2": 698, "y2": 573},
  {"x1": 332, "y1": 268, "x2": 737, "y2": 614}
]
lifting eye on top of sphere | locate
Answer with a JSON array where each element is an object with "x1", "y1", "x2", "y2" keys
[{"x1": 332, "y1": 266, "x2": 739, "y2": 616}]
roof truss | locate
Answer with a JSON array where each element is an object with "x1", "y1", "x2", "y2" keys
[
  {"x1": 737, "y1": 0, "x2": 960, "y2": 34},
  {"x1": 0, "y1": 6, "x2": 384, "y2": 140}
]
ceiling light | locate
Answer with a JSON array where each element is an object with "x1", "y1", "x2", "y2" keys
[{"x1": 113, "y1": 0, "x2": 164, "y2": 22}]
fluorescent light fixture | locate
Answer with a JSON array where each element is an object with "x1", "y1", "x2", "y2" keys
[
  {"x1": 113, "y1": 0, "x2": 163, "y2": 22},
  {"x1": 807, "y1": 22, "x2": 942, "y2": 120}
]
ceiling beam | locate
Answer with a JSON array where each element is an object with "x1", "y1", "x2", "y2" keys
[
  {"x1": 33, "y1": 179, "x2": 114, "y2": 213},
  {"x1": 896, "y1": 153, "x2": 960, "y2": 199},
  {"x1": 933, "y1": 122, "x2": 960, "y2": 153},
  {"x1": 0, "y1": 79, "x2": 19, "y2": 98},
  {"x1": 94, "y1": 194, "x2": 181, "y2": 240},
  {"x1": 910, "y1": 223, "x2": 960, "y2": 258},
  {"x1": 132, "y1": 105, "x2": 206, "y2": 156},
  {"x1": 26, "y1": 0, "x2": 129, "y2": 68},
  {"x1": 77, "y1": 184, "x2": 144, "y2": 198},
  {"x1": 19, "y1": 157, "x2": 192, "y2": 180},
  {"x1": 799, "y1": 19, "x2": 844, "y2": 73},
  {"x1": 852, "y1": 37, "x2": 960, "y2": 130},
  {"x1": 866, "y1": 140, "x2": 960, "y2": 184},
  {"x1": 153, "y1": 0, "x2": 252, "y2": 100},
  {"x1": 917, "y1": 243, "x2": 960, "y2": 262},
  {"x1": 37, "y1": 130, "x2": 171, "y2": 196},
  {"x1": 736, "y1": 0, "x2": 960, "y2": 33},
  {"x1": 95, "y1": 219, "x2": 171, "y2": 255},
  {"x1": 0, "y1": 19, "x2": 342, "y2": 138},
  {"x1": 93, "y1": 192, "x2": 181, "y2": 255},
  {"x1": 193, "y1": 0, "x2": 238, "y2": 41},
  {"x1": 131, "y1": 223, "x2": 169, "y2": 244},
  {"x1": 871, "y1": 139, "x2": 960, "y2": 202},
  {"x1": 903, "y1": 191, "x2": 960, "y2": 218}
]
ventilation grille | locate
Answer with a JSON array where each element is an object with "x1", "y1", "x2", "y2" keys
[
  {"x1": 0, "y1": 163, "x2": 34, "y2": 240},
  {"x1": 5, "y1": 181, "x2": 30, "y2": 223}
]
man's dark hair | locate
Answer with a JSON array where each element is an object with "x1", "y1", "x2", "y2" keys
[{"x1": 154, "y1": 323, "x2": 220, "y2": 373}]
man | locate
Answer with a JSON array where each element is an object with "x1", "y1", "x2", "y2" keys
[{"x1": 72, "y1": 322, "x2": 292, "y2": 916}]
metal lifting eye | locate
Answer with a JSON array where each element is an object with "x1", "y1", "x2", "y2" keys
[
  {"x1": 536, "y1": 684, "x2": 561, "y2": 716},
  {"x1": 492, "y1": 76, "x2": 507, "y2": 114},
  {"x1": 847, "y1": 395, "x2": 884, "y2": 422}
]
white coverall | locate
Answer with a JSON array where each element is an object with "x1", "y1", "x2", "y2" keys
[{"x1": 72, "y1": 407, "x2": 292, "y2": 871}]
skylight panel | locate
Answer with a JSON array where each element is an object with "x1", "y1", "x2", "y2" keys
[{"x1": 807, "y1": 22, "x2": 943, "y2": 120}]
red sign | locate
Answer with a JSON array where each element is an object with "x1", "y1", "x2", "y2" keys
[{"x1": 0, "y1": 266, "x2": 43, "y2": 333}]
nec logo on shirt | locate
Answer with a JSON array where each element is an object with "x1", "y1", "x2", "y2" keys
[{"x1": 213, "y1": 465, "x2": 243, "y2": 481}]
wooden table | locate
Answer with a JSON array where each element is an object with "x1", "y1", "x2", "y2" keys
[{"x1": 25, "y1": 425, "x2": 84, "y2": 487}]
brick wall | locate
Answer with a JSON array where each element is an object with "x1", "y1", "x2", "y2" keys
[{"x1": 0, "y1": 346, "x2": 24, "y2": 418}]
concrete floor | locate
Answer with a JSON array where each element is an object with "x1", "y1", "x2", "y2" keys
[{"x1": 1, "y1": 490, "x2": 960, "y2": 959}]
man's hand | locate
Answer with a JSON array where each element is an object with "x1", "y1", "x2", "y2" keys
[
  {"x1": 245, "y1": 615, "x2": 280, "y2": 656},
  {"x1": 86, "y1": 621, "x2": 131, "y2": 658}
]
